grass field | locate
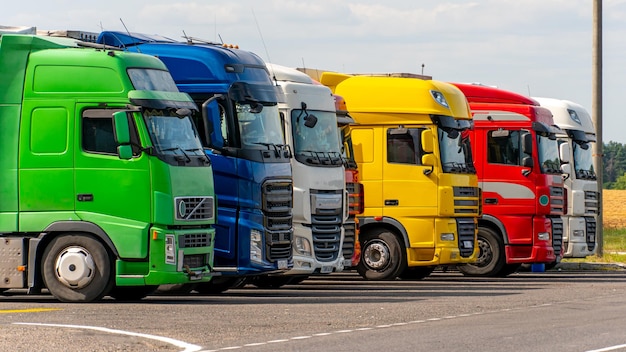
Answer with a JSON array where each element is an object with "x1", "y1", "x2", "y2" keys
[{"x1": 564, "y1": 189, "x2": 626, "y2": 263}]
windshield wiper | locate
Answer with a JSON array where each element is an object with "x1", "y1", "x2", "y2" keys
[
  {"x1": 185, "y1": 147, "x2": 211, "y2": 164},
  {"x1": 162, "y1": 145, "x2": 191, "y2": 163}
]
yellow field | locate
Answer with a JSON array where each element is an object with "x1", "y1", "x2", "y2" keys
[{"x1": 602, "y1": 189, "x2": 626, "y2": 229}]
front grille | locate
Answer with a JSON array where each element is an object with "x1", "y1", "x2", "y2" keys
[
  {"x1": 342, "y1": 216, "x2": 357, "y2": 261},
  {"x1": 551, "y1": 216, "x2": 564, "y2": 257},
  {"x1": 262, "y1": 179, "x2": 293, "y2": 262},
  {"x1": 584, "y1": 191, "x2": 600, "y2": 215},
  {"x1": 183, "y1": 254, "x2": 207, "y2": 269},
  {"x1": 178, "y1": 233, "x2": 212, "y2": 248},
  {"x1": 549, "y1": 186, "x2": 565, "y2": 215},
  {"x1": 174, "y1": 196, "x2": 214, "y2": 221},
  {"x1": 456, "y1": 217, "x2": 476, "y2": 258},
  {"x1": 585, "y1": 216, "x2": 597, "y2": 251},
  {"x1": 453, "y1": 186, "x2": 480, "y2": 215},
  {"x1": 311, "y1": 213, "x2": 342, "y2": 262}
]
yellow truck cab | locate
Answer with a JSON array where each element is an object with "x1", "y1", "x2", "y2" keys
[{"x1": 321, "y1": 72, "x2": 480, "y2": 280}]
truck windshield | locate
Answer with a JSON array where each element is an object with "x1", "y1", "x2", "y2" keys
[
  {"x1": 573, "y1": 140, "x2": 596, "y2": 180},
  {"x1": 237, "y1": 102, "x2": 284, "y2": 148},
  {"x1": 291, "y1": 110, "x2": 343, "y2": 166},
  {"x1": 537, "y1": 134, "x2": 561, "y2": 174},
  {"x1": 144, "y1": 108, "x2": 205, "y2": 158},
  {"x1": 292, "y1": 110, "x2": 342, "y2": 154},
  {"x1": 439, "y1": 129, "x2": 475, "y2": 174}
]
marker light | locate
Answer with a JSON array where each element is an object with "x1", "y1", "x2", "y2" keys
[
  {"x1": 250, "y1": 229, "x2": 263, "y2": 264},
  {"x1": 440, "y1": 233, "x2": 455, "y2": 241}
]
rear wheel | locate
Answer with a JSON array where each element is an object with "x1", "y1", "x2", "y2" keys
[
  {"x1": 399, "y1": 266, "x2": 436, "y2": 280},
  {"x1": 41, "y1": 234, "x2": 114, "y2": 302},
  {"x1": 458, "y1": 227, "x2": 506, "y2": 277},
  {"x1": 357, "y1": 229, "x2": 405, "y2": 280}
]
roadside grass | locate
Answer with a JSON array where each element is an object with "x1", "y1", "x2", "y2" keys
[{"x1": 562, "y1": 226, "x2": 626, "y2": 264}]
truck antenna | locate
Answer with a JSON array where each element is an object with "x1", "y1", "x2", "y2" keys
[
  {"x1": 421, "y1": 63, "x2": 425, "y2": 75},
  {"x1": 251, "y1": 8, "x2": 272, "y2": 67},
  {"x1": 119, "y1": 18, "x2": 140, "y2": 53}
]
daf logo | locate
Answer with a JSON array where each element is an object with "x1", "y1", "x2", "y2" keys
[{"x1": 178, "y1": 200, "x2": 187, "y2": 218}]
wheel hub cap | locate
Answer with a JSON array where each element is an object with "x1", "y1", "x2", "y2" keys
[
  {"x1": 363, "y1": 241, "x2": 390, "y2": 270},
  {"x1": 55, "y1": 246, "x2": 95, "y2": 288}
]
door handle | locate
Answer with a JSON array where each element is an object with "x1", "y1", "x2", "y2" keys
[
  {"x1": 484, "y1": 198, "x2": 498, "y2": 205},
  {"x1": 384, "y1": 200, "x2": 399, "y2": 206}
]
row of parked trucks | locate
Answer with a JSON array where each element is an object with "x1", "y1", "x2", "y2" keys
[{"x1": 0, "y1": 27, "x2": 598, "y2": 302}]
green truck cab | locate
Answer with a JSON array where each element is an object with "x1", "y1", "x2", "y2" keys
[{"x1": 0, "y1": 34, "x2": 216, "y2": 302}]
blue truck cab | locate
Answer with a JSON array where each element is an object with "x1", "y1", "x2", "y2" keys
[{"x1": 97, "y1": 32, "x2": 293, "y2": 292}]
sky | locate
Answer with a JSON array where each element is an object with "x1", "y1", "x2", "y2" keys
[{"x1": 4, "y1": 0, "x2": 625, "y2": 143}]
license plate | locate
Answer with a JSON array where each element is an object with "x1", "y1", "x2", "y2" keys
[
  {"x1": 278, "y1": 260, "x2": 288, "y2": 269},
  {"x1": 463, "y1": 240, "x2": 474, "y2": 249},
  {"x1": 321, "y1": 265, "x2": 333, "y2": 274}
]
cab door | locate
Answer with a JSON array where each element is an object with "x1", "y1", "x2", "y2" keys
[
  {"x1": 382, "y1": 126, "x2": 437, "y2": 245},
  {"x1": 73, "y1": 106, "x2": 152, "y2": 258}
]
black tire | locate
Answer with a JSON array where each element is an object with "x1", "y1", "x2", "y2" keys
[
  {"x1": 195, "y1": 277, "x2": 247, "y2": 294},
  {"x1": 399, "y1": 266, "x2": 436, "y2": 280},
  {"x1": 41, "y1": 234, "x2": 114, "y2": 303},
  {"x1": 357, "y1": 228, "x2": 405, "y2": 280},
  {"x1": 248, "y1": 275, "x2": 294, "y2": 289},
  {"x1": 457, "y1": 226, "x2": 506, "y2": 277},
  {"x1": 109, "y1": 285, "x2": 158, "y2": 301}
]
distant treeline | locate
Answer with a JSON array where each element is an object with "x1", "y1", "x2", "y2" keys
[{"x1": 603, "y1": 141, "x2": 626, "y2": 189}]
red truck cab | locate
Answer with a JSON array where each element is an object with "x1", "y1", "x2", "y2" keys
[{"x1": 451, "y1": 83, "x2": 565, "y2": 276}]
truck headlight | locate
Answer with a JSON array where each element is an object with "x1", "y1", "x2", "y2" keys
[
  {"x1": 440, "y1": 233, "x2": 455, "y2": 241},
  {"x1": 294, "y1": 236, "x2": 311, "y2": 256},
  {"x1": 538, "y1": 232, "x2": 550, "y2": 241},
  {"x1": 165, "y1": 234, "x2": 176, "y2": 265},
  {"x1": 250, "y1": 229, "x2": 263, "y2": 264}
]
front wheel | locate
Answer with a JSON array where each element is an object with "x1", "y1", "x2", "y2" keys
[
  {"x1": 41, "y1": 234, "x2": 114, "y2": 302},
  {"x1": 457, "y1": 227, "x2": 506, "y2": 277},
  {"x1": 357, "y1": 229, "x2": 405, "y2": 280}
]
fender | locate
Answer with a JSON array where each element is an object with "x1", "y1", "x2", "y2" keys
[
  {"x1": 358, "y1": 216, "x2": 410, "y2": 249},
  {"x1": 478, "y1": 214, "x2": 510, "y2": 245}
]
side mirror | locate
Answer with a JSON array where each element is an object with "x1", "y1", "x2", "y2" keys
[
  {"x1": 421, "y1": 129, "x2": 434, "y2": 154},
  {"x1": 522, "y1": 156, "x2": 533, "y2": 168},
  {"x1": 202, "y1": 96, "x2": 225, "y2": 149},
  {"x1": 422, "y1": 154, "x2": 436, "y2": 176},
  {"x1": 522, "y1": 132, "x2": 533, "y2": 155},
  {"x1": 559, "y1": 142, "x2": 571, "y2": 164},
  {"x1": 113, "y1": 111, "x2": 132, "y2": 160},
  {"x1": 113, "y1": 111, "x2": 131, "y2": 145},
  {"x1": 561, "y1": 163, "x2": 572, "y2": 176}
]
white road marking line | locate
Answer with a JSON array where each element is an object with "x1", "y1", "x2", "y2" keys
[
  {"x1": 586, "y1": 344, "x2": 626, "y2": 352},
  {"x1": 13, "y1": 322, "x2": 203, "y2": 352}
]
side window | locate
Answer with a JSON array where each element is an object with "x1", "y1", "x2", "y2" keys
[
  {"x1": 387, "y1": 128, "x2": 423, "y2": 165},
  {"x1": 487, "y1": 129, "x2": 522, "y2": 165},
  {"x1": 82, "y1": 109, "x2": 140, "y2": 156}
]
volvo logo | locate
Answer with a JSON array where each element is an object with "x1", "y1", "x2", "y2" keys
[{"x1": 178, "y1": 200, "x2": 187, "y2": 218}]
